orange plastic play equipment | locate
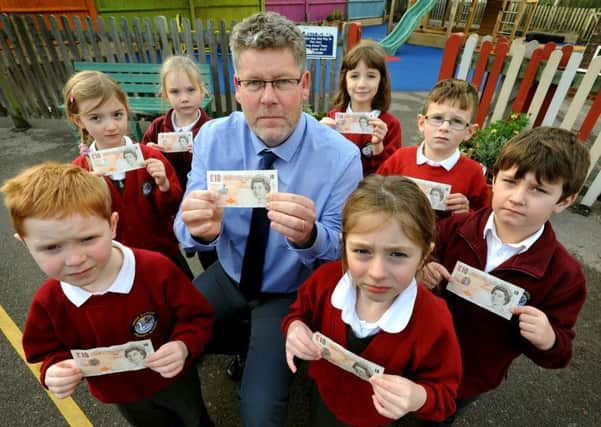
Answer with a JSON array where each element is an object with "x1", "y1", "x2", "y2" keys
[{"x1": 346, "y1": 21, "x2": 362, "y2": 52}]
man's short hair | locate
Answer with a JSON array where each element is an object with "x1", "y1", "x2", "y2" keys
[{"x1": 229, "y1": 12, "x2": 306, "y2": 74}]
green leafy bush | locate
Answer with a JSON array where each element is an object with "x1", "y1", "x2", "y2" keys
[
  {"x1": 461, "y1": 113, "x2": 530, "y2": 179},
  {"x1": 326, "y1": 9, "x2": 344, "y2": 22}
]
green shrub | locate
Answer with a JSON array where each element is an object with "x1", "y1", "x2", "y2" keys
[{"x1": 461, "y1": 113, "x2": 530, "y2": 179}]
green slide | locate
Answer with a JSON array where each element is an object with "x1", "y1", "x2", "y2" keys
[{"x1": 379, "y1": 0, "x2": 437, "y2": 55}]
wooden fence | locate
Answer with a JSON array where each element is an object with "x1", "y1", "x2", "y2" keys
[
  {"x1": 0, "y1": 13, "x2": 346, "y2": 124},
  {"x1": 439, "y1": 32, "x2": 601, "y2": 213},
  {"x1": 427, "y1": 1, "x2": 600, "y2": 43},
  {"x1": 529, "y1": 5, "x2": 601, "y2": 42}
]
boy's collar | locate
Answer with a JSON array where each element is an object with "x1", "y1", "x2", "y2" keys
[
  {"x1": 484, "y1": 211, "x2": 545, "y2": 248},
  {"x1": 60, "y1": 241, "x2": 134, "y2": 307},
  {"x1": 416, "y1": 143, "x2": 460, "y2": 171}
]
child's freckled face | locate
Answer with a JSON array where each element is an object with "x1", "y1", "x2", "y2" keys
[
  {"x1": 76, "y1": 96, "x2": 129, "y2": 150},
  {"x1": 417, "y1": 101, "x2": 475, "y2": 161},
  {"x1": 20, "y1": 213, "x2": 118, "y2": 292}
]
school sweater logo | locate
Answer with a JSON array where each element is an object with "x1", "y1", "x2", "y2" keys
[
  {"x1": 131, "y1": 312, "x2": 158, "y2": 337},
  {"x1": 142, "y1": 180, "x2": 154, "y2": 197}
]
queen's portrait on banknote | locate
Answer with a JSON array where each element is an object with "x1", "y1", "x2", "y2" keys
[
  {"x1": 124, "y1": 345, "x2": 148, "y2": 368},
  {"x1": 448, "y1": 261, "x2": 524, "y2": 320},
  {"x1": 250, "y1": 175, "x2": 271, "y2": 204},
  {"x1": 406, "y1": 177, "x2": 451, "y2": 211}
]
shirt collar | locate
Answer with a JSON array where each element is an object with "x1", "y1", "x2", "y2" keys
[
  {"x1": 171, "y1": 109, "x2": 201, "y2": 132},
  {"x1": 483, "y1": 212, "x2": 545, "y2": 253},
  {"x1": 249, "y1": 113, "x2": 307, "y2": 163},
  {"x1": 331, "y1": 271, "x2": 417, "y2": 338},
  {"x1": 345, "y1": 104, "x2": 381, "y2": 118},
  {"x1": 416, "y1": 143, "x2": 460, "y2": 171},
  {"x1": 60, "y1": 241, "x2": 136, "y2": 308}
]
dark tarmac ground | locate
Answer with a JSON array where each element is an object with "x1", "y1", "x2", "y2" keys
[{"x1": 0, "y1": 91, "x2": 600, "y2": 426}]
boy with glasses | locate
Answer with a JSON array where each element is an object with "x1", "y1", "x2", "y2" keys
[
  {"x1": 174, "y1": 11, "x2": 362, "y2": 427},
  {"x1": 378, "y1": 79, "x2": 490, "y2": 215}
]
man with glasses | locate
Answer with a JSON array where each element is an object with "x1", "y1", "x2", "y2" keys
[
  {"x1": 174, "y1": 11, "x2": 362, "y2": 426},
  {"x1": 378, "y1": 79, "x2": 491, "y2": 216}
]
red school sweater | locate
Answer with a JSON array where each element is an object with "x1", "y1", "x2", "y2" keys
[
  {"x1": 327, "y1": 109, "x2": 402, "y2": 176},
  {"x1": 435, "y1": 208, "x2": 586, "y2": 398},
  {"x1": 377, "y1": 145, "x2": 490, "y2": 212},
  {"x1": 22, "y1": 248, "x2": 215, "y2": 404},
  {"x1": 282, "y1": 261, "x2": 462, "y2": 426},
  {"x1": 73, "y1": 143, "x2": 183, "y2": 257},
  {"x1": 141, "y1": 108, "x2": 211, "y2": 190}
]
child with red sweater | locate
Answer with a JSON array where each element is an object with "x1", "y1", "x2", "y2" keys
[
  {"x1": 283, "y1": 175, "x2": 461, "y2": 426},
  {"x1": 141, "y1": 55, "x2": 211, "y2": 191},
  {"x1": 1, "y1": 162, "x2": 215, "y2": 426},
  {"x1": 321, "y1": 40, "x2": 401, "y2": 175},
  {"x1": 378, "y1": 79, "x2": 490, "y2": 215},
  {"x1": 64, "y1": 70, "x2": 193, "y2": 278},
  {"x1": 142, "y1": 55, "x2": 216, "y2": 269},
  {"x1": 422, "y1": 127, "x2": 590, "y2": 423}
]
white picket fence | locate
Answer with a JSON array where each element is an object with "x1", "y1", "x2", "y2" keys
[{"x1": 440, "y1": 33, "x2": 600, "y2": 212}]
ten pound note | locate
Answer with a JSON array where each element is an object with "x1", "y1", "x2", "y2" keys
[
  {"x1": 312, "y1": 332, "x2": 384, "y2": 381},
  {"x1": 71, "y1": 339, "x2": 155, "y2": 377},
  {"x1": 448, "y1": 261, "x2": 526, "y2": 320},
  {"x1": 207, "y1": 170, "x2": 278, "y2": 208},
  {"x1": 157, "y1": 131, "x2": 193, "y2": 153}
]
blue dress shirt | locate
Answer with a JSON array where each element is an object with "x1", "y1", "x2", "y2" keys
[{"x1": 174, "y1": 112, "x2": 362, "y2": 294}]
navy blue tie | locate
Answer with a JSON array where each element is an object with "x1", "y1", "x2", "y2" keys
[{"x1": 239, "y1": 151, "x2": 277, "y2": 300}]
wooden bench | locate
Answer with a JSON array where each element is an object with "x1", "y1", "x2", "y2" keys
[{"x1": 70, "y1": 61, "x2": 214, "y2": 140}]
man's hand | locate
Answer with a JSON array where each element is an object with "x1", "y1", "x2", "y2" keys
[
  {"x1": 144, "y1": 340, "x2": 189, "y2": 378},
  {"x1": 180, "y1": 190, "x2": 223, "y2": 242},
  {"x1": 45, "y1": 359, "x2": 83, "y2": 399},
  {"x1": 511, "y1": 305, "x2": 556, "y2": 351},
  {"x1": 285, "y1": 320, "x2": 321, "y2": 373},
  {"x1": 446, "y1": 192, "x2": 469, "y2": 214},
  {"x1": 266, "y1": 193, "x2": 317, "y2": 248}
]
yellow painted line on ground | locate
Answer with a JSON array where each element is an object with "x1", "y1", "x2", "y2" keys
[{"x1": 0, "y1": 304, "x2": 93, "y2": 426}]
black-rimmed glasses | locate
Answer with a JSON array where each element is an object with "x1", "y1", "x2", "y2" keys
[{"x1": 237, "y1": 77, "x2": 303, "y2": 92}]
